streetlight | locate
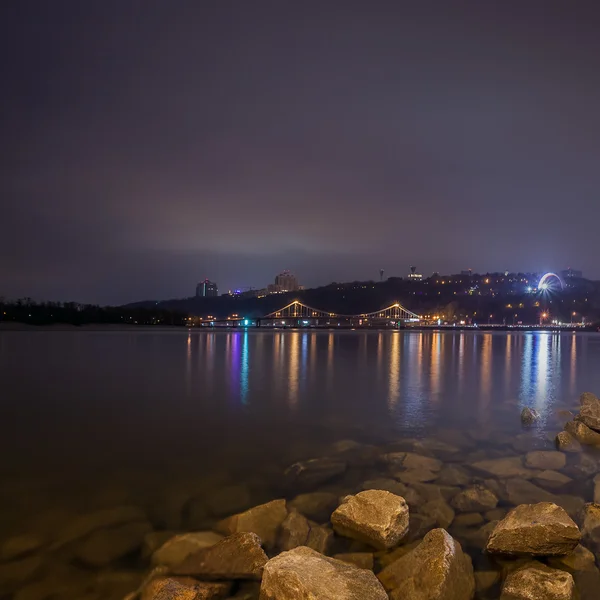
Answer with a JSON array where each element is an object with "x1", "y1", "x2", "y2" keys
[{"x1": 571, "y1": 311, "x2": 577, "y2": 325}]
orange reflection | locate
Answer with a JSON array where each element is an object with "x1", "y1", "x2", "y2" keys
[
  {"x1": 429, "y1": 332, "x2": 441, "y2": 395},
  {"x1": 288, "y1": 332, "x2": 300, "y2": 408},
  {"x1": 570, "y1": 334, "x2": 577, "y2": 394},
  {"x1": 480, "y1": 333, "x2": 492, "y2": 399},
  {"x1": 388, "y1": 332, "x2": 401, "y2": 408}
]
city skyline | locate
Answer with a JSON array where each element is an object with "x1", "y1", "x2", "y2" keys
[{"x1": 2, "y1": 2, "x2": 600, "y2": 304}]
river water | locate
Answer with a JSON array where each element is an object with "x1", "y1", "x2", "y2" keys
[{"x1": 1, "y1": 329, "x2": 600, "y2": 597}]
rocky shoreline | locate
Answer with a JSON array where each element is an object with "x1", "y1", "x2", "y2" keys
[{"x1": 4, "y1": 393, "x2": 600, "y2": 599}]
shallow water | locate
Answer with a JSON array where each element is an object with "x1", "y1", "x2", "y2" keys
[{"x1": 1, "y1": 329, "x2": 600, "y2": 597}]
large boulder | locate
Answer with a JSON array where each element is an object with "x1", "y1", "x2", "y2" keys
[
  {"x1": 259, "y1": 546, "x2": 388, "y2": 600},
  {"x1": 170, "y1": 532, "x2": 268, "y2": 580},
  {"x1": 500, "y1": 562, "x2": 575, "y2": 600},
  {"x1": 451, "y1": 485, "x2": 498, "y2": 513},
  {"x1": 577, "y1": 392, "x2": 600, "y2": 431},
  {"x1": 288, "y1": 492, "x2": 338, "y2": 522},
  {"x1": 471, "y1": 457, "x2": 536, "y2": 479},
  {"x1": 486, "y1": 503, "x2": 580, "y2": 556},
  {"x1": 555, "y1": 431, "x2": 582, "y2": 453},
  {"x1": 331, "y1": 490, "x2": 409, "y2": 549},
  {"x1": 151, "y1": 532, "x2": 224, "y2": 567},
  {"x1": 74, "y1": 520, "x2": 152, "y2": 567},
  {"x1": 524, "y1": 451, "x2": 566, "y2": 470},
  {"x1": 283, "y1": 458, "x2": 346, "y2": 490},
  {"x1": 142, "y1": 577, "x2": 232, "y2": 600},
  {"x1": 565, "y1": 420, "x2": 600, "y2": 446},
  {"x1": 378, "y1": 528, "x2": 475, "y2": 599},
  {"x1": 215, "y1": 500, "x2": 287, "y2": 551}
]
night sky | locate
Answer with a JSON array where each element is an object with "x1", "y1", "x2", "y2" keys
[{"x1": 2, "y1": 2, "x2": 600, "y2": 305}]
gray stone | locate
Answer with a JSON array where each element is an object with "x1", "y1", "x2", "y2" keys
[
  {"x1": 51, "y1": 505, "x2": 147, "y2": 549},
  {"x1": 451, "y1": 485, "x2": 498, "y2": 513},
  {"x1": 171, "y1": 532, "x2": 268, "y2": 580},
  {"x1": 378, "y1": 528, "x2": 475, "y2": 599},
  {"x1": 525, "y1": 451, "x2": 566, "y2": 470},
  {"x1": 419, "y1": 498, "x2": 455, "y2": 528},
  {"x1": 577, "y1": 392, "x2": 600, "y2": 431},
  {"x1": 0, "y1": 533, "x2": 45, "y2": 562},
  {"x1": 471, "y1": 457, "x2": 536, "y2": 479},
  {"x1": 486, "y1": 502, "x2": 581, "y2": 556},
  {"x1": 283, "y1": 457, "x2": 346, "y2": 490},
  {"x1": 332, "y1": 552, "x2": 374, "y2": 569},
  {"x1": 454, "y1": 513, "x2": 484, "y2": 527},
  {"x1": 74, "y1": 520, "x2": 152, "y2": 567},
  {"x1": 500, "y1": 562, "x2": 575, "y2": 600},
  {"x1": 533, "y1": 470, "x2": 573, "y2": 490},
  {"x1": 141, "y1": 577, "x2": 232, "y2": 600},
  {"x1": 152, "y1": 532, "x2": 224, "y2": 567},
  {"x1": 555, "y1": 431, "x2": 582, "y2": 452},
  {"x1": 565, "y1": 420, "x2": 600, "y2": 445},
  {"x1": 521, "y1": 407, "x2": 540, "y2": 425},
  {"x1": 288, "y1": 492, "x2": 337, "y2": 522},
  {"x1": 259, "y1": 546, "x2": 388, "y2": 600},
  {"x1": 215, "y1": 499, "x2": 287, "y2": 551},
  {"x1": 331, "y1": 490, "x2": 409, "y2": 549}
]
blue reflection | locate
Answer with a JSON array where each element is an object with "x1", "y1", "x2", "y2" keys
[{"x1": 240, "y1": 331, "x2": 249, "y2": 404}]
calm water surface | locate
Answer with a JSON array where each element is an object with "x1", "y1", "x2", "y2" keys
[{"x1": 1, "y1": 329, "x2": 600, "y2": 594}]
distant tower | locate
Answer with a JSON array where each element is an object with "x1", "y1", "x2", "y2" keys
[
  {"x1": 379, "y1": 269, "x2": 384, "y2": 282},
  {"x1": 410, "y1": 266, "x2": 417, "y2": 275}
]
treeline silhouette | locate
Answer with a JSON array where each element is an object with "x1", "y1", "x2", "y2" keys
[{"x1": 0, "y1": 298, "x2": 187, "y2": 326}]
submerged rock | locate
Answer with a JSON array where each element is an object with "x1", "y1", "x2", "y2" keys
[
  {"x1": 548, "y1": 544, "x2": 597, "y2": 572},
  {"x1": 331, "y1": 490, "x2": 409, "y2": 549},
  {"x1": 170, "y1": 532, "x2": 268, "y2": 580},
  {"x1": 486, "y1": 502, "x2": 580, "y2": 556},
  {"x1": 533, "y1": 470, "x2": 573, "y2": 490},
  {"x1": 595, "y1": 474, "x2": 600, "y2": 504},
  {"x1": 378, "y1": 528, "x2": 475, "y2": 599},
  {"x1": 204, "y1": 484, "x2": 253, "y2": 518},
  {"x1": 402, "y1": 453, "x2": 443, "y2": 472},
  {"x1": 278, "y1": 510, "x2": 310, "y2": 551},
  {"x1": 0, "y1": 533, "x2": 45, "y2": 562},
  {"x1": 454, "y1": 513, "x2": 484, "y2": 527},
  {"x1": 394, "y1": 469, "x2": 439, "y2": 484},
  {"x1": 436, "y1": 465, "x2": 472, "y2": 487},
  {"x1": 151, "y1": 532, "x2": 224, "y2": 567},
  {"x1": 580, "y1": 503, "x2": 600, "y2": 552},
  {"x1": 215, "y1": 499, "x2": 287, "y2": 551},
  {"x1": 451, "y1": 485, "x2": 498, "y2": 513},
  {"x1": 577, "y1": 392, "x2": 600, "y2": 431},
  {"x1": 505, "y1": 479, "x2": 557, "y2": 506},
  {"x1": 500, "y1": 562, "x2": 575, "y2": 600},
  {"x1": 524, "y1": 451, "x2": 566, "y2": 470},
  {"x1": 520, "y1": 407, "x2": 540, "y2": 426},
  {"x1": 555, "y1": 431, "x2": 582, "y2": 453},
  {"x1": 288, "y1": 492, "x2": 338, "y2": 522},
  {"x1": 260, "y1": 546, "x2": 388, "y2": 600},
  {"x1": 0, "y1": 555, "x2": 43, "y2": 595},
  {"x1": 471, "y1": 457, "x2": 536, "y2": 479},
  {"x1": 419, "y1": 498, "x2": 455, "y2": 529},
  {"x1": 283, "y1": 457, "x2": 346, "y2": 490},
  {"x1": 565, "y1": 420, "x2": 600, "y2": 446}
]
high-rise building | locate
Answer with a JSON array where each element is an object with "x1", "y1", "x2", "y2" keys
[
  {"x1": 268, "y1": 270, "x2": 300, "y2": 293},
  {"x1": 561, "y1": 268, "x2": 583, "y2": 280},
  {"x1": 196, "y1": 279, "x2": 218, "y2": 297}
]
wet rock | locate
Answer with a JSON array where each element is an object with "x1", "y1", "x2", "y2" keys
[
  {"x1": 500, "y1": 562, "x2": 575, "y2": 600},
  {"x1": 171, "y1": 532, "x2": 267, "y2": 579},
  {"x1": 451, "y1": 485, "x2": 498, "y2": 513},
  {"x1": 360, "y1": 478, "x2": 409, "y2": 497},
  {"x1": 454, "y1": 520, "x2": 498, "y2": 551},
  {"x1": 471, "y1": 457, "x2": 536, "y2": 479},
  {"x1": 75, "y1": 520, "x2": 152, "y2": 567},
  {"x1": 142, "y1": 530, "x2": 177, "y2": 559},
  {"x1": 0, "y1": 555, "x2": 43, "y2": 595},
  {"x1": 382, "y1": 452, "x2": 408, "y2": 466},
  {"x1": 475, "y1": 570, "x2": 500, "y2": 592},
  {"x1": 486, "y1": 502, "x2": 580, "y2": 556},
  {"x1": 573, "y1": 453, "x2": 599, "y2": 477},
  {"x1": 520, "y1": 407, "x2": 540, "y2": 426},
  {"x1": 565, "y1": 420, "x2": 600, "y2": 445},
  {"x1": 454, "y1": 513, "x2": 484, "y2": 527},
  {"x1": 52, "y1": 505, "x2": 147, "y2": 549},
  {"x1": 533, "y1": 470, "x2": 573, "y2": 490},
  {"x1": 555, "y1": 495, "x2": 585, "y2": 519},
  {"x1": 152, "y1": 532, "x2": 224, "y2": 567},
  {"x1": 420, "y1": 498, "x2": 455, "y2": 528},
  {"x1": 0, "y1": 533, "x2": 45, "y2": 562},
  {"x1": 215, "y1": 499, "x2": 287, "y2": 551},
  {"x1": 305, "y1": 522, "x2": 333, "y2": 554},
  {"x1": 402, "y1": 452, "x2": 443, "y2": 472},
  {"x1": 288, "y1": 492, "x2": 337, "y2": 522},
  {"x1": 204, "y1": 485, "x2": 252, "y2": 518},
  {"x1": 577, "y1": 392, "x2": 600, "y2": 431},
  {"x1": 405, "y1": 513, "x2": 436, "y2": 542},
  {"x1": 505, "y1": 479, "x2": 557, "y2": 505},
  {"x1": 394, "y1": 469, "x2": 439, "y2": 484},
  {"x1": 331, "y1": 490, "x2": 409, "y2": 549},
  {"x1": 580, "y1": 502, "x2": 600, "y2": 552},
  {"x1": 283, "y1": 457, "x2": 346, "y2": 490},
  {"x1": 378, "y1": 528, "x2": 475, "y2": 599},
  {"x1": 333, "y1": 552, "x2": 374, "y2": 569},
  {"x1": 376, "y1": 540, "x2": 421, "y2": 568},
  {"x1": 484, "y1": 508, "x2": 507, "y2": 521},
  {"x1": 142, "y1": 577, "x2": 232, "y2": 600},
  {"x1": 260, "y1": 546, "x2": 388, "y2": 600},
  {"x1": 410, "y1": 482, "x2": 461, "y2": 502},
  {"x1": 278, "y1": 510, "x2": 310, "y2": 551},
  {"x1": 548, "y1": 543, "x2": 596, "y2": 572},
  {"x1": 436, "y1": 465, "x2": 472, "y2": 487},
  {"x1": 525, "y1": 451, "x2": 566, "y2": 470},
  {"x1": 555, "y1": 431, "x2": 582, "y2": 452}
]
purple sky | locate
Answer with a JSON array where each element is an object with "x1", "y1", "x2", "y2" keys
[{"x1": 2, "y1": 1, "x2": 600, "y2": 304}]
